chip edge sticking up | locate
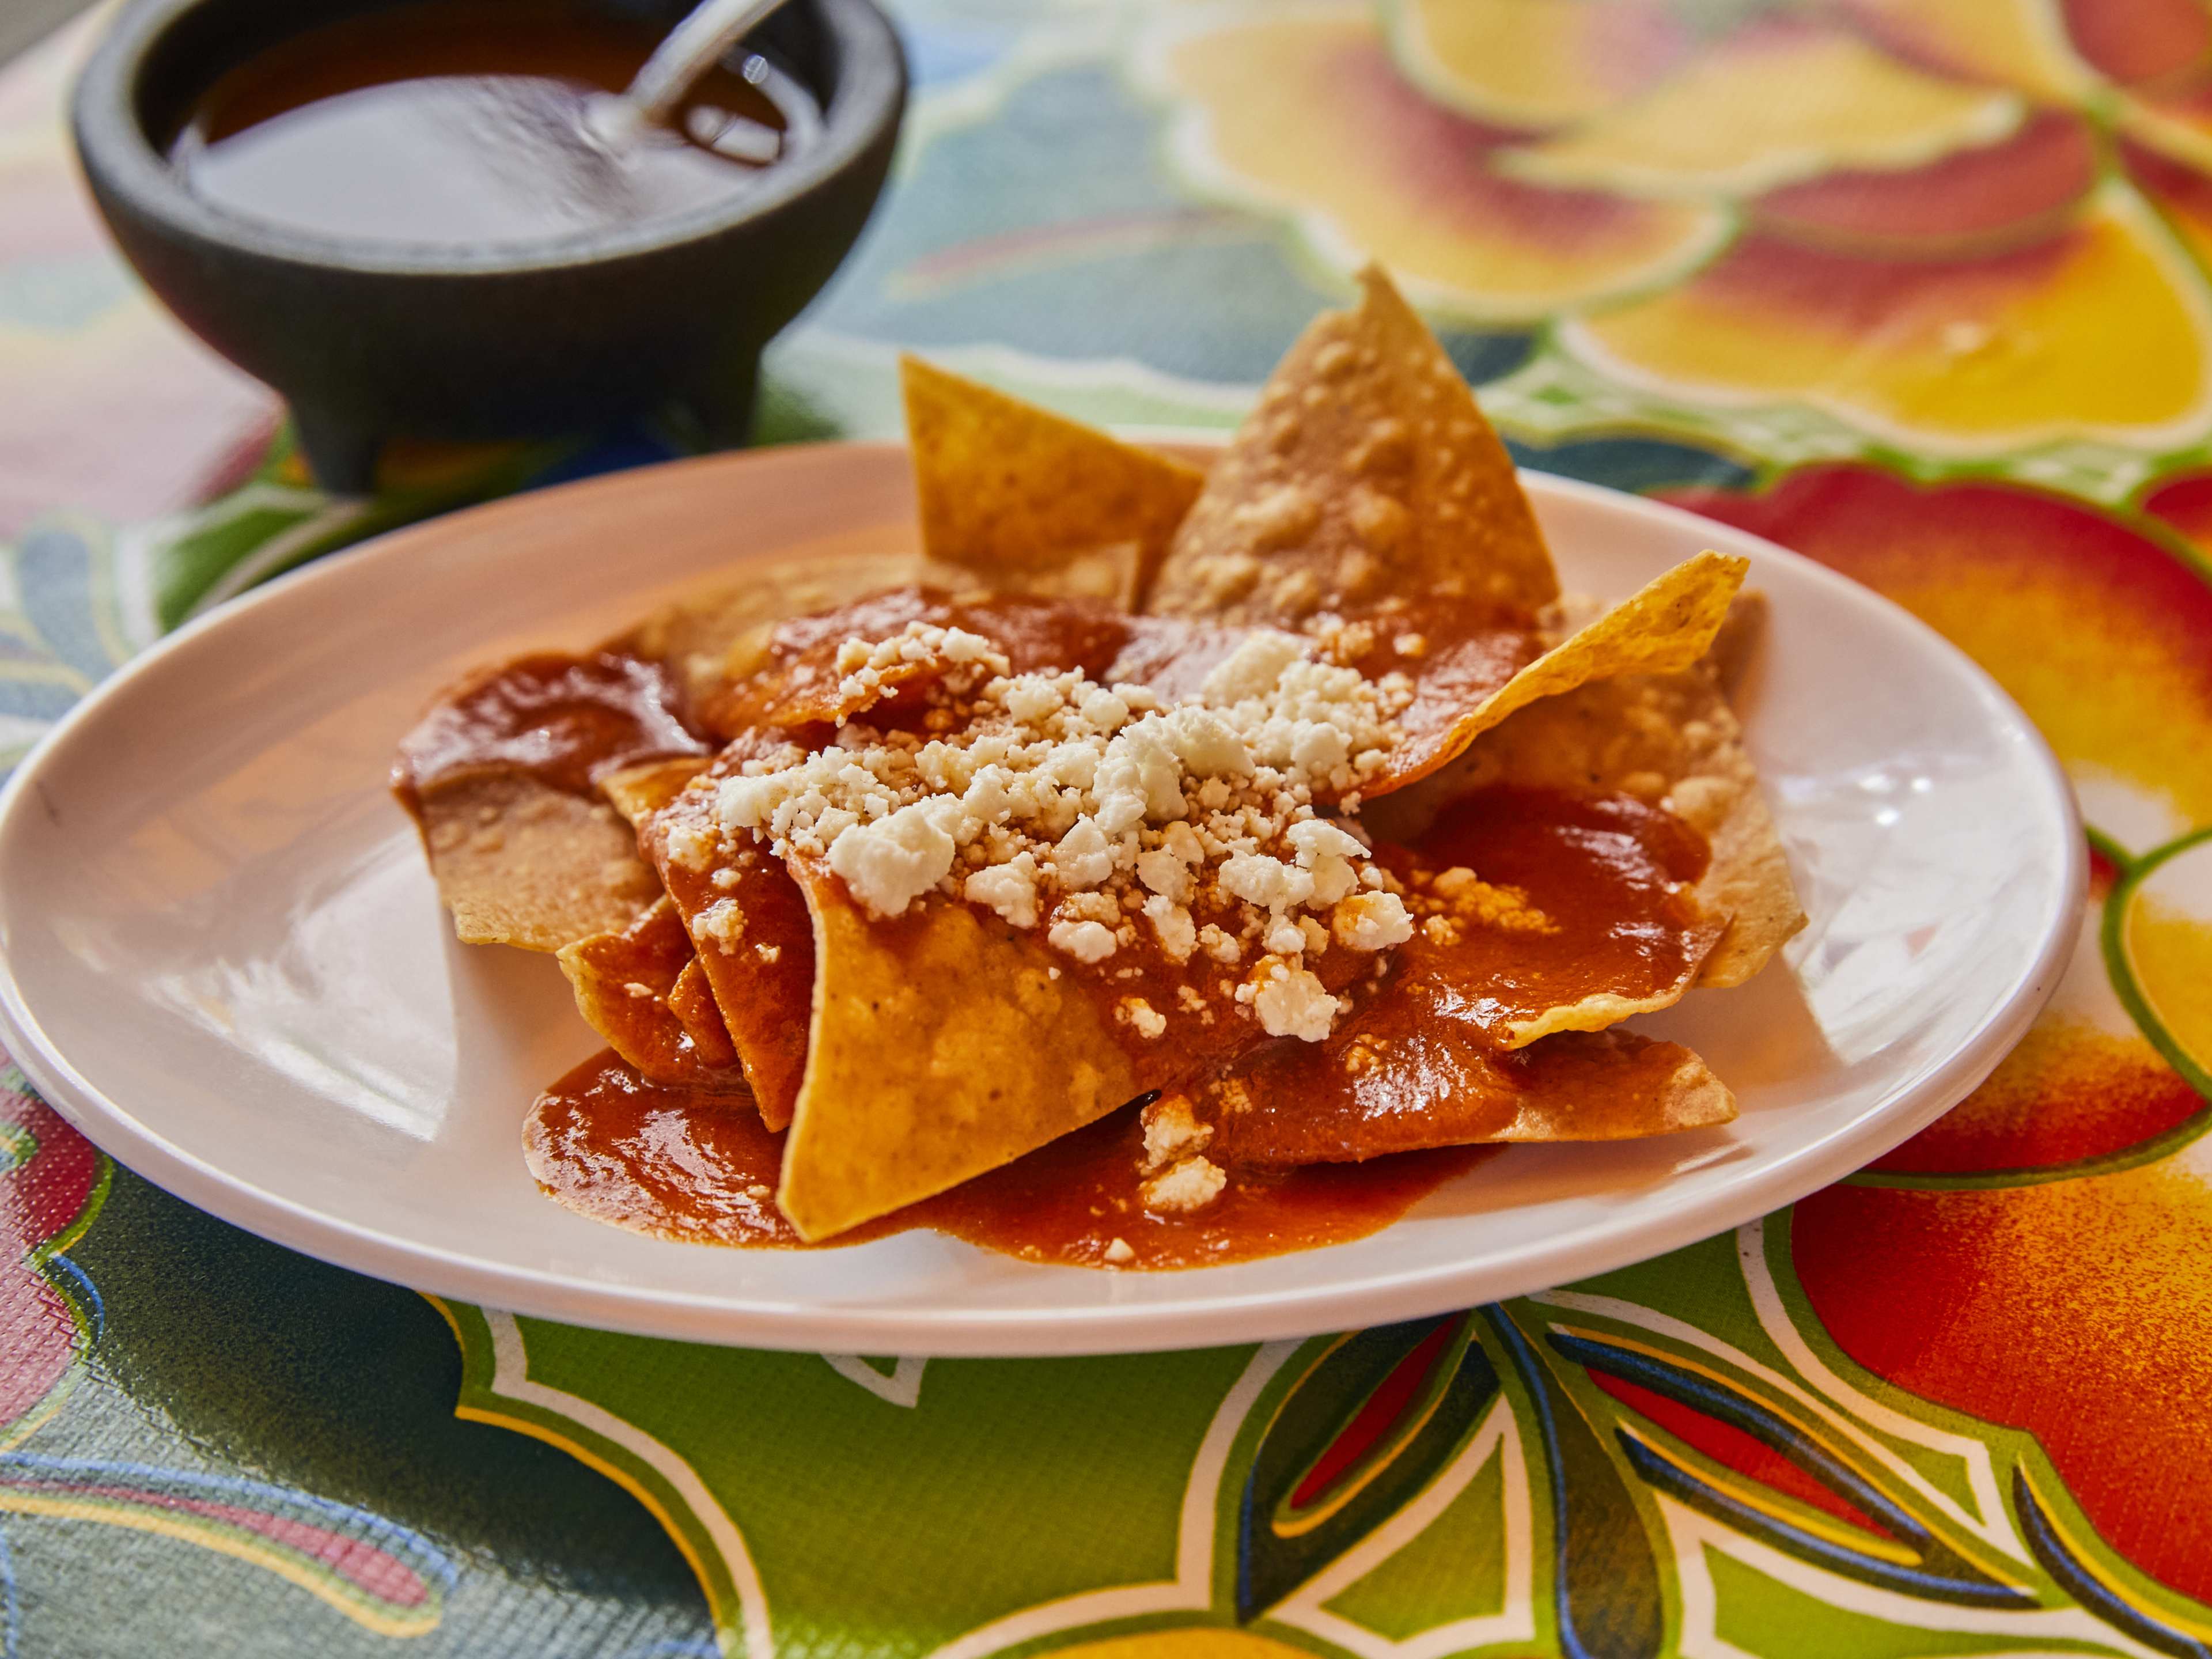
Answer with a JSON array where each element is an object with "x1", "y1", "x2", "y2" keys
[
  {"x1": 1147, "y1": 262, "x2": 1558, "y2": 626},
  {"x1": 902, "y1": 355, "x2": 1206, "y2": 607}
]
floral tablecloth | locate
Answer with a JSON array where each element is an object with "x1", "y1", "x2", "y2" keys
[{"x1": 6, "y1": 3, "x2": 2212, "y2": 1655}]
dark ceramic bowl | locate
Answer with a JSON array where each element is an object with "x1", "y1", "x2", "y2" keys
[{"x1": 73, "y1": 0, "x2": 906, "y2": 491}]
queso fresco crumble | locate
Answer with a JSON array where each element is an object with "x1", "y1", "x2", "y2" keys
[{"x1": 672, "y1": 620, "x2": 1422, "y2": 1044}]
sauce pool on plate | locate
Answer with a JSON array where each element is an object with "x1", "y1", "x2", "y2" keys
[
  {"x1": 168, "y1": 1, "x2": 821, "y2": 248},
  {"x1": 527, "y1": 1052, "x2": 1494, "y2": 1270}
]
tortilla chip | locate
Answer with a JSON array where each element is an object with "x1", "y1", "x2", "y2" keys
[
  {"x1": 1149, "y1": 264, "x2": 1556, "y2": 624},
  {"x1": 778, "y1": 863, "x2": 1141, "y2": 1241},
  {"x1": 416, "y1": 772, "x2": 660, "y2": 952},
  {"x1": 1370, "y1": 611, "x2": 1804, "y2": 989},
  {"x1": 902, "y1": 356, "x2": 1205, "y2": 604},
  {"x1": 601, "y1": 756, "x2": 712, "y2": 826},
  {"x1": 668, "y1": 959, "x2": 741, "y2": 1070},
  {"x1": 1706, "y1": 589, "x2": 1768, "y2": 700},
  {"x1": 557, "y1": 897, "x2": 746, "y2": 1088},
  {"x1": 635, "y1": 781, "x2": 817, "y2": 1130},
  {"x1": 1207, "y1": 1017, "x2": 1732, "y2": 1165},
  {"x1": 929, "y1": 544, "x2": 1146, "y2": 608},
  {"x1": 1373, "y1": 549, "x2": 1747, "y2": 794}
]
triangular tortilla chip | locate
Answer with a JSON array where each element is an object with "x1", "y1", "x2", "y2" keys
[
  {"x1": 1149, "y1": 264, "x2": 1556, "y2": 624},
  {"x1": 1372, "y1": 548, "x2": 1747, "y2": 795},
  {"x1": 1369, "y1": 595, "x2": 1804, "y2": 987},
  {"x1": 414, "y1": 772, "x2": 660, "y2": 951},
  {"x1": 778, "y1": 860, "x2": 1141, "y2": 1242},
  {"x1": 902, "y1": 355, "x2": 1205, "y2": 604}
]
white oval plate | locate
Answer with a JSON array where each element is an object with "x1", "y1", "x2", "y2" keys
[{"x1": 0, "y1": 445, "x2": 2081, "y2": 1355}]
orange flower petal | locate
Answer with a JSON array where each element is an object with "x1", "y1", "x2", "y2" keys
[
  {"x1": 1498, "y1": 20, "x2": 2024, "y2": 199},
  {"x1": 1147, "y1": 7, "x2": 1733, "y2": 323},
  {"x1": 1753, "y1": 109, "x2": 2097, "y2": 257},
  {"x1": 1571, "y1": 184, "x2": 2212, "y2": 450},
  {"x1": 1665, "y1": 464, "x2": 2212, "y2": 842},
  {"x1": 1383, "y1": 0, "x2": 1690, "y2": 131}
]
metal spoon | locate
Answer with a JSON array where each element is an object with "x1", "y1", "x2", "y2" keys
[{"x1": 585, "y1": 0, "x2": 797, "y2": 153}]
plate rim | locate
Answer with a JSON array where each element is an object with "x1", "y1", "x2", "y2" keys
[{"x1": 0, "y1": 444, "x2": 2086, "y2": 1355}]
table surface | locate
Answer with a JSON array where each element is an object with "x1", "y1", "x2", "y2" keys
[{"x1": 5, "y1": 4, "x2": 2212, "y2": 1656}]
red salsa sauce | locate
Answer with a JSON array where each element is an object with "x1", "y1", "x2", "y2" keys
[{"x1": 527, "y1": 1051, "x2": 1491, "y2": 1268}]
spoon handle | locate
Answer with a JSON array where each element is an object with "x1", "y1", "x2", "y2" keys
[{"x1": 626, "y1": 0, "x2": 794, "y2": 124}]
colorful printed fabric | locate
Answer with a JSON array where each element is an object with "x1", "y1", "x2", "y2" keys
[{"x1": 5, "y1": 2, "x2": 2212, "y2": 1654}]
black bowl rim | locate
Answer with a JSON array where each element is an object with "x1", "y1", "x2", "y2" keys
[{"x1": 71, "y1": 0, "x2": 906, "y2": 276}]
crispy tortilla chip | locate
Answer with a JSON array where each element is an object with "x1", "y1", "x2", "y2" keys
[
  {"x1": 602, "y1": 756, "x2": 712, "y2": 826},
  {"x1": 416, "y1": 772, "x2": 660, "y2": 951},
  {"x1": 1706, "y1": 589, "x2": 1768, "y2": 700},
  {"x1": 902, "y1": 356, "x2": 1205, "y2": 604},
  {"x1": 557, "y1": 898, "x2": 745, "y2": 1088},
  {"x1": 1370, "y1": 603, "x2": 1804, "y2": 988},
  {"x1": 636, "y1": 781, "x2": 817, "y2": 1130},
  {"x1": 1373, "y1": 549, "x2": 1747, "y2": 794},
  {"x1": 1149, "y1": 264, "x2": 1556, "y2": 624},
  {"x1": 778, "y1": 862, "x2": 1141, "y2": 1241},
  {"x1": 1207, "y1": 1017, "x2": 1732, "y2": 1165}
]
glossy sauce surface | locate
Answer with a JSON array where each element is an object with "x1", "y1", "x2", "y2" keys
[
  {"x1": 1389, "y1": 785, "x2": 1718, "y2": 1038},
  {"x1": 527, "y1": 1051, "x2": 1489, "y2": 1268},
  {"x1": 394, "y1": 650, "x2": 706, "y2": 812},
  {"x1": 170, "y1": 1, "x2": 818, "y2": 248}
]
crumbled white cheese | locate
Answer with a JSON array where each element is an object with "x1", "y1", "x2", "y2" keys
[
  {"x1": 1141, "y1": 1094, "x2": 1213, "y2": 1172},
  {"x1": 694, "y1": 897, "x2": 745, "y2": 952},
  {"x1": 824, "y1": 798, "x2": 960, "y2": 918},
  {"x1": 1103, "y1": 1236, "x2": 1135, "y2": 1265},
  {"x1": 964, "y1": 851, "x2": 1040, "y2": 928},
  {"x1": 1142, "y1": 1156, "x2": 1227, "y2": 1213},
  {"x1": 1047, "y1": 918, "x2": 1118, "y2": 963},
  {"x1": 1252, "y1": 961, "x2": 1339, "y2": 1041},
  {"x1": 665, "y1": 821, "x2": 720, "y2": 872},
  {"x1": 1144, "y1": 895, "x2": 1197, "y2": 961},
  {"x1": 1119, "y1": 997, "x2": 1167, "y2": 1039},
  {"x1": 1054, "y1": 816, "x2": 1116, "y2": 888},
  {"x1": 1332, "y1": 891, "x2": 1414, "y2": 952},
  {"x1": 1198, "y1": 923, "x2": 1242, "y2": 964},
  {"x1": 834, "y1": 623, "x2": 1010, "y2": 710},
  {"x1": 706, "y1": 615, "x2": 1412, "y2": 1025}
]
